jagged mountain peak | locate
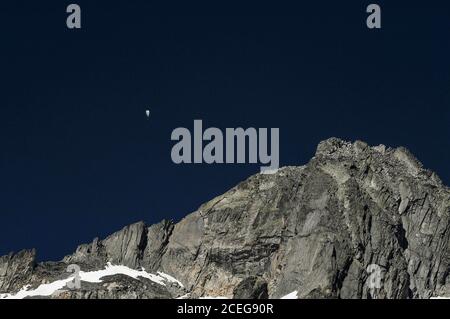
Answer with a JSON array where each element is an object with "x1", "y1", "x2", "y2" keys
[{"x1": 1, "y1": 138, "x2": 449, "y2": 299}]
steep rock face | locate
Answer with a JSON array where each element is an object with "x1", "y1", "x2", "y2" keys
[
  {"x1": 149, "y1": 138, "x2": 449, "y2": 299},
  {"x1": 0, "y1": 250, "x2": 36, "y2": 292},
  {"x1": 233, "y1": 276, "x2": 269, "y2": 299},
  {"x1": 1, "y1": 138, "x2": 449, "y2": 299},
  {"x1": 143, "y1": 220, "x2": 175, "y2": 271},
  {"x1": 63, "y1": 222, "x2": 148, "y2": 269}
]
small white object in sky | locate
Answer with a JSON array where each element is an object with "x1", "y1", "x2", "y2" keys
[{"x1": 146, "y1": 110, "x2": 150, "y2": 118}]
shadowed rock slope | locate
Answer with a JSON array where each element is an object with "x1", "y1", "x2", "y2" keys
[{"x1": 1, "y1": 138, "x2": 449, "y2": 299}]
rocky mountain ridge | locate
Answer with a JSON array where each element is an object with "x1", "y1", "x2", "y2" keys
[{"x1": 1, "y1": 138, "x2": 449, "y2": 299}]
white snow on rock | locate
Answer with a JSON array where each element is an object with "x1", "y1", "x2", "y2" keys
[
  {"x1": 0, "y1": 262, "x2": 184, "y2": 300},
  {"x1": 77, "y1": 263, "x2": 168, "y2": 285},
  {"x1": 157, "y1": 271, "x2": 184, "y2": 288},
  {"x1": 281, "y1": 291, "x2": 298, "y2": 299},
  {"x1": 0, "y1": 279, "x2": 73, "y2": 299}
]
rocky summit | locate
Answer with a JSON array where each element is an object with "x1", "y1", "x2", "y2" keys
[{"x1": 1, "y1": 138, "x2": 449, "y2": 299}]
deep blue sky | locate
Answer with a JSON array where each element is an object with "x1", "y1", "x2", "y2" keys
[{"x1": 1, "y1": 1, "x2": 449, "y2": 261}]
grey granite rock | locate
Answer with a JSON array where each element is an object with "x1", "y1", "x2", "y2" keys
[
  {"x1": 1, "y1": 138, "x2": 449, "y2": 299},
  {"x1": 48, "y1": 275, "x2": 172, "y2": 299},
  {"x1": 233, "y1": 276, "x2": 269, "y2": 299},
  {"x1": 0, "y1": 249, "x2": 36, "y2": 293}
]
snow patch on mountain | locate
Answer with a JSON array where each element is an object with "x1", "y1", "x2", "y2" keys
[
  {"x1": 157, "y1": 271, "x2": 184, "y2": 288},
  {"x1": 0, "y1": 263, "x2": 183, "y2": 299},
  {"x1": 281, "y1": 291, "x2": 298, "y2": 299}
]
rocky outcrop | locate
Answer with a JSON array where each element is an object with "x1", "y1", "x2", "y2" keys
[
  {"x1": 1, "y1": 138, "x2": 449, "y2": 299},
  {"x1": 63, "y1": 222, "x2": 148, "y2": 269},
  {"x1": 48, "y1": 275, "x2": 172, "y2": 299},
  {"x1": 233, "y1": 277, "x2": 269, "y2": 299},
  {"x1": 0, "y1": 249, "x2": 36, "y2": 293}
]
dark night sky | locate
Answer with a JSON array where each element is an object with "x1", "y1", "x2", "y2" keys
[{"x1": 0, "y1": 1, "x2": 449, "y2": 261}]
